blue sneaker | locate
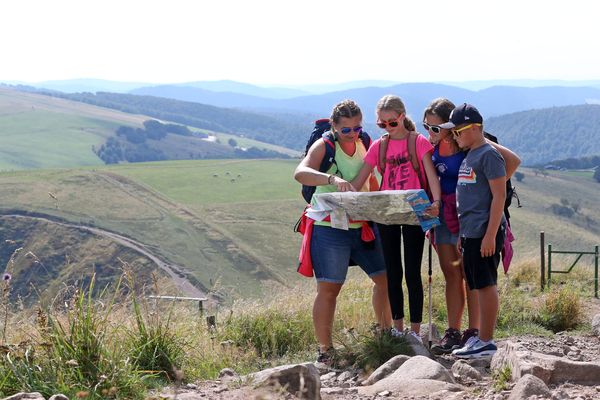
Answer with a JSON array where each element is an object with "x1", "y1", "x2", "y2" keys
[{"x1": 452, "y1": 338, "x2": 497, "y2": 359}]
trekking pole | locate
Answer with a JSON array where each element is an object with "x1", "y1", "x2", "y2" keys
[{"x1": 428, "y1": 230, "x2": 433, "y2": 349}]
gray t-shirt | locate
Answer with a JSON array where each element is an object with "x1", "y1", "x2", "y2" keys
[{"x1": 456, "y1": 143, "x2": 506, "y2": 238}]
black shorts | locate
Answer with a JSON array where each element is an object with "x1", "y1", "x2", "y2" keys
[{"x1": 461, "y1": 225, "x2": 505, "y2": 290}]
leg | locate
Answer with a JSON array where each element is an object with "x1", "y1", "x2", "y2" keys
[
  {"x1": 465, "y1": 284, "x2": 480, "y2": 330},
  {"x1": 437, "y1": 243, "x2": 465, "y2": 330},
  {"x1": 477, "y1": 285, "x2": 498, "y2": 341},
  {"x1": 350, "y1": 224, "x2": 391, "y2": 330},
  {"x1": 377, "y1": 223, "x2": 405, "y2": 330},
  {"x1": 370, "y1": 272, "x2": 392, "y2": 329},
  {"x1": 313, "y1": 282, "x2": 343, "y2": 351},
  {"x1": 402, "y1": 225, "x2": 425, "y2": 334},
  {"x1": 310, "y1": 225, "x2": 351, "y2": 351}
]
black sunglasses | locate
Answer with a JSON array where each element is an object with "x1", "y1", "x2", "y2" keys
[
  {"x1": 423, "y1": 122, "x2": 443, "y2": 134},
  {"x1": 377, "y1": 120, "x2": 399, "y2": 129},
  {"x1": 339, "y1": 126, "x2": 362, "y2": 134}
]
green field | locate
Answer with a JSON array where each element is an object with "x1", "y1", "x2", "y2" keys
[
  {"x1": 1, "y1": 159, "x2": 598, "y2": 303},
  {"x1": 0, "y1": 87, "x2": 300, "y2": 171}
]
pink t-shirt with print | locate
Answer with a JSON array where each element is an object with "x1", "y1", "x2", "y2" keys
[{"x1": 364, "y1": 134, "x2": 433, "y2": 191}]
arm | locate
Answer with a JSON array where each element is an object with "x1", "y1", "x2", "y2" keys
[
  {"x1": 349, "y1": 162, "x2": 373, "y2": 191},
  {"x1": 486, "y1": 140, "x2": 521, "y2": 179},
  {"x1": 293, "y1": 139, "x2": 356, "y2": 191},
  {"x1": 481, "y1": 176, "x2": 506, "y2": 257},
  {"x1": 422, "y1": 152, "x2": 442, "y2": 217}
]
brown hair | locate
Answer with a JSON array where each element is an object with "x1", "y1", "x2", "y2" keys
[
  {"x1": 424, "y1": 97, "x2": 459, "y2": 149},
  {"x1": 423, "y1": 97, "x2": 455, "y2": 123},
  {"x1": 376, "y1": 95, "x2": 416, "y2": 131},
  {"x1": 330, "y1": 99, "x2": 362, "y2": 124}
]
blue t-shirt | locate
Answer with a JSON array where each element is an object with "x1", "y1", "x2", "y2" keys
[{"x1": 432, "y1": 146, "x2": 466, "y2": 195}]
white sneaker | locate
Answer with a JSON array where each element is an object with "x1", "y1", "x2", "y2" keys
[
  {"x1": 452, "y1": 338, "x2": 497, "y2": 359},
  {"x1": 390, "y1": 327, "x2": 405, "y2": 337},
  {"x1": 452, "y1": 334, "x2": 479, "y2": 354}
]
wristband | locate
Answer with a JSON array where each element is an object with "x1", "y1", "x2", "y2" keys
[{"x1": 327, "y1": 174, "x2": 334, "y2": 185}]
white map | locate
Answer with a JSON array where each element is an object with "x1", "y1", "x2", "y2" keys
[{"x1": 308, "y1": 190, "x2": 423, "y2": 230}]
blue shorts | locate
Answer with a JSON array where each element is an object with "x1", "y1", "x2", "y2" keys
[
  {"x1": 434, "y1": 204, "x2": 459, "y2": 245},
  {"x1": 311, "y1": 224, "x2": 387, "y2": 284}
]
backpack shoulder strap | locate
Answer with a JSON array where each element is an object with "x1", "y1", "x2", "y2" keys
[
  {"x1": 319, "y1": 131, "x2": 337, "y2": 172},
  {"x1": 359, "y1": 131, "x2": 372, "y2": 150},
  {"x1": 408, "y1": 132, "x2": 427, "y2": 190},
  {"x1": 408, "y1": 131, "x2": 420, "y2": 174},
  {"x1": 378, "y1": 133, "x2": 389, "y2": 173}
]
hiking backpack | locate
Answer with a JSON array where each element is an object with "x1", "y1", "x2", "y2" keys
[
  {"x1": 301, "y1": 118, "x2": 372, "y2": 203},
  {"x1": 484, "y1": 131, "x2": 521, "y2": 225}
]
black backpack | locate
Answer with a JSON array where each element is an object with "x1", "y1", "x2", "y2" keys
[
  {"x1": 301, "y1": 118, "x2": 372, "y2": 203},
  {"x1": 484, "y1": 131, "x2": 521, "y2": 225}
]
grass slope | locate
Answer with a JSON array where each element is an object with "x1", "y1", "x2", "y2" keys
[
  {"x1": 0, "y1": 87, "x2": 299, "y2": 171},
  {"x1": 1, "y1": 160, "x2": 598, "y2": 303}
]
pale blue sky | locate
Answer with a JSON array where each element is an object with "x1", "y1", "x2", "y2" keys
[{"x1": 2, "y1": 0, "x2": 598, "y2": 85}]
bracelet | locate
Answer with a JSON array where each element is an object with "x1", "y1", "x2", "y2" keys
[
  {"x1": 327, "y1": 174, "x2": 334, "y2": 184},
  {"x1": 433, "y1": 200, "x2": 441, "y2": 206}
]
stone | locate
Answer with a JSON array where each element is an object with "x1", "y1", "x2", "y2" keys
[
  {"x1": 49, "y1": 396, "x2": 69, "y2": 400},
  {"x1": 507, "y1": 374, "x2": 551, "y2": 400},
  {"x1": 217, "y1": 367, "x2": 239, "y2": 383},
  {"x1": 321, "y1": 387, "x2": 343, "y2": 395},
  {"x1": 492, "y1": 340, "x2": 600, "y2": 385},
  {"x1": 358, "y1": 356, "x2": 462, "y2": 397},
  {"x1": 451, "y1": 360, "x2": 482, "y2": 381},
  {"x1": 250, "y1": 362, "x2": 321, "y2": 400},
  {"x1": 2, "y1": 394, "x2": 45, "y2": 400},
  {"x1": 592, "y1": 314, "x2": 600, "y2": 337},
  {"x1": 362, "y1": 354, "x2": 410, "y2": 386}
]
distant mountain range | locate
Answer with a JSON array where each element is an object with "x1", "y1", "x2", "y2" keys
[
  {"x1": 130, "y1": 83, "x2": 600, "y2": 123},
  {"x1": 4, "y1": 80, "x2": 600, "y2": 166}
]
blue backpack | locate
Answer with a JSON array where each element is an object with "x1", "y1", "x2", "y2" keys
[{"x1": 301, "y1": 118, "x2": 372, "y2": 203}]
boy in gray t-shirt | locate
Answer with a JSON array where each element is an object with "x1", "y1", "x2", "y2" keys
[{"x1": 439, "y1": 103, "x2": 507, "y2": 359}]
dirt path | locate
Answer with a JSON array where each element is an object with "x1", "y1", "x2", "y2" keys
[{"x1": 1, "y1": 212, "x2": 206, "y2": 298}]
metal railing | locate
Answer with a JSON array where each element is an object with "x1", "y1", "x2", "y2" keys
[{"x1": 541, "y1": 231, "x2": 598, "y2": 298}]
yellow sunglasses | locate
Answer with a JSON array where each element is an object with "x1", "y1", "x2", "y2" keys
[{"x1": 451, "y1": 123, "x2": 481, "y2": 138}]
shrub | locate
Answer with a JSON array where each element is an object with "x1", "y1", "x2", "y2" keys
[
  {"x1": 129, "y1": 297, "x2": 185, "y2": 381},
  {"x1": 536, "y1": 286, "x2": 582, "y2": 332},
  {"x1": 219, "y1": 307, "x2": 314, "y2": 358},
  {"x1": 336, "y1": 329, "x2": 413, "y2": 372}
]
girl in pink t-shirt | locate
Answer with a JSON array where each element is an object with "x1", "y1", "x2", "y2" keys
[{"x1": 352, "y1": 95, "x2": 441, "y2": 342}]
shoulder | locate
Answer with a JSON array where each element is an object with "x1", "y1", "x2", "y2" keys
[{"x1": 415, "y1": 132, "x2": 434, "y2": 152}]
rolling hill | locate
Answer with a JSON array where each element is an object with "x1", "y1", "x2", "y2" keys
[
  {"x1": 0, "y1": 87, "x2": 298, "y2": 170},
  {"x1": 484, "y1": 104, "x2": 600, "y2": 165},
  {"x1": 1, "y1": 159, "x2": 598, "y2": 305}
]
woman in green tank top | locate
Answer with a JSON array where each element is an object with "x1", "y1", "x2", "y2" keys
[{"x1": 294, "y1": 99, "x2": 391, "y2": 365}]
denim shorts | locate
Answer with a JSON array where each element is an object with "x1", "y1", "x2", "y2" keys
[
  {"x1": 310, "y1": 224, "x2": 387, "y2": 284},
  {"x1": 434, "y1": 205, "x2": 459, "y2": 245}
]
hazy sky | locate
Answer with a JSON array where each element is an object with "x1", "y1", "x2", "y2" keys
[{"x1": 2, "y1": 0, "x2": 598, "y2": 85}]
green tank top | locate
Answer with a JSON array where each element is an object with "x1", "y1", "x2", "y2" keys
[{"x1": 312, "y1": 140, "x2": 369, "y2": 228}]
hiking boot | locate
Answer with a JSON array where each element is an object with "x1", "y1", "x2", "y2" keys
[
  {"x1": 452, "y1": 338, "x2": 497, "y2": 359},
  {"x1": 459, "y1": 328, "x2": 479, "y2": 347},
  {"x1": 431, "y1": 328, "x2": 461, "y2": 355},
  {"x1": 316, "y1": 347, "x2": 335, "y2": 366}
]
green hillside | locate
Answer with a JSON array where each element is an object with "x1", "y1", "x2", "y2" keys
[
  {"x1": 0, "y1": 87, "x2": 299, "y2": 171},
  {"x1": 0, "y1": 88, "x2": 149, "y2": 169},
  {"x1": 485, "y1": 104, "x2": 600, "y2": 165},
  {"x1": 1, "y1": 160, "x2": 598, "y2": 304}
]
